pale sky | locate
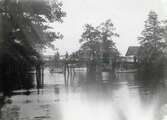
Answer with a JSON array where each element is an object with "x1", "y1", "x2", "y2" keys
[{"x1": 44, "y1": 0, "x2": 167, "y2": 56}]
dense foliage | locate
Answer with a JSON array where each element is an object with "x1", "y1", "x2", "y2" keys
[
  {"x1": 79, "y1": 19, "x2": 119, "y2": 65},
  {"x1": 137, "y1": 11, "x2": 167, "y2": 77},
  {"x1": 0, "y1": 0, "x2": 66, "y2": 93},
  {"x1": 0, "y1": 0, "x2": 66, "y2": 52}
]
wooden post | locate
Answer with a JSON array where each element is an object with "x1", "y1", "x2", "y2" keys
[
  {"x1": 36, "y1": 64, "x2": 41, "y2": 90},
  {"x1": 64, "y1": 62, "x2": 67, "y2": 86},
  {"x1": 41, "y1": 66, "x2": 44, "y2": 87}
]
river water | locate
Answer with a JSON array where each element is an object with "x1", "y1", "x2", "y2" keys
[{"x1": 1, "y1": 68, "x2": 167, "y2": 120}]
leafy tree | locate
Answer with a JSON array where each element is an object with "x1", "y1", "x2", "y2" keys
[
  {"x1": 0, "y1": 0, "x2": 66, "y2": 93},
  {"x1": 79, "y1": 19, "x2": 119, "y2": 65},
  {"x1": 0, "y1": 0, "x2": 66, "y2": 52},
  {"x1": 137, "y1": 11, "x2": 166, "y2": 75},
  {"x1": 80, "y1": 24, "x2": 101, "y2": 61},
  {"x1": 97, "y1": 19, "x2": 119, "y2": 64}
]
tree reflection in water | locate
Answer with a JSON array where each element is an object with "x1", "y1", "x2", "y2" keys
[{"x1": 0, "y1": 69, "x2": 167, "y2": 120}]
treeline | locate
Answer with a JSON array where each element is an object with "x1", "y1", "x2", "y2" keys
[
  {"x1": 0, "y1": 0, "x2": 65, "y2": 95},
  {"x1": 73, "y1": 11, "x2": 167, "y2": 77}
]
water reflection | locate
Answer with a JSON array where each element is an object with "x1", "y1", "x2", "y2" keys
[{"x1": 1, "y1": 68, "x2": 167, "y2": 120}]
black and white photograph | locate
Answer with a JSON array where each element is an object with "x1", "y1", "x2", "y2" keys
[{"x1": 0, "y1": 0, "x2": 167, "y2": 120}]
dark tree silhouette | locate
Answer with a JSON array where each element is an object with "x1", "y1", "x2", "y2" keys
[
  {"x1": 79, "y1": 19, "x2": 119, "y2": 67},
  {"x1": 0, "y1": 0, "x2": 66, "y2": 94},
  {"x1": 137, "y1": 11, "x2": 166, "y2": 77}
]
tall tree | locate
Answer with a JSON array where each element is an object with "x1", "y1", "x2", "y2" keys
[
  {"x1": 0, "y1": 0, "x2": 66, "y2": 93},
  {"x1": 98, "y1": 19, "x2": 119, "y2": 64},
  {"x1": 79, "y1": 24, "x2": 101, "y2": 61},
  {"x1": 138, "y1": 11, "x2": 165, "y2": 64},
  {"x1": 0, "y1": 0, "x2": 66, "y2": 52},
  {"x1": 79, "y1": 19, "x2": 119, "y2": 64}
]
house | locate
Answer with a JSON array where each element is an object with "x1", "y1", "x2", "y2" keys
[
  {"x1": 125, "y1": 46, "x2": 139, "y2": 63},
  {"x1": 117, "y1": 46, "x2": 140, "y2": 71}
]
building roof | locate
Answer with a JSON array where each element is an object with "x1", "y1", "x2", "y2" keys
[{"x1": 125, "y1": 46, "x2": 140, "y2": 56}]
